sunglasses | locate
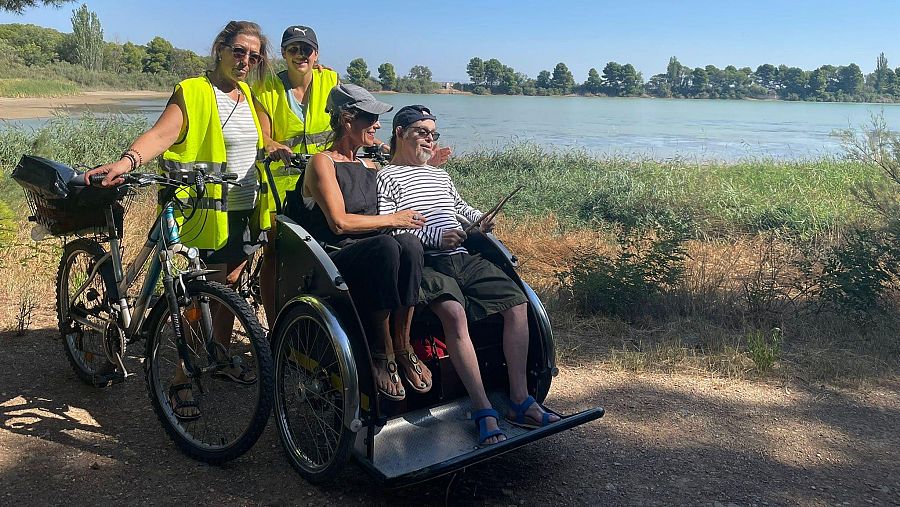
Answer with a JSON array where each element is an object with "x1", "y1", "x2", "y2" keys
[
  {"x1": 354, "y1": 110, "x2": 380, "y2": 124},
  {"x1": 406, "y1": 126, "x2": 440, "y2": 141},
  {"x1": 222, "y1": 44, "x2": 261, "y2": 66},
  {"x1": 284, "y1": 44, "x2": 316, "y2": 57}
]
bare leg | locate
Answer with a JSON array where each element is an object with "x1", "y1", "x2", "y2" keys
[
  {"x1": 501, "y1": 303, "x2": 559, "y2": 425},
  {"x1": 391, "y1": 306, "x2": 432, "y2": 391},
  {"x1": 431, "y1": 299, "x2": 504, "y2": 444},
  {"x1": 372, "y1": 310, "x2": 404, "y2": 399}
]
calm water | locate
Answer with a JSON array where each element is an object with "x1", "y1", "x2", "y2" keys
[{"x1": 7, "y1": 93, "x2": 900, "y2": 160}]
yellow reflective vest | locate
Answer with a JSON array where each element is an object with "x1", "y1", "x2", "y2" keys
[
  {"x1": 161, "y1": 76, "x2": 268, "y2": 251},
  {"x1": 253, "y1": 69, "x2": 338, "y2": 212}
]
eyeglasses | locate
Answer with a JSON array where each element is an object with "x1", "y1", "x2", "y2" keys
[
  {"x1": 284, "y1": 44, "x2": 316, "y2": 57},
  {"x1": 222, "y1": 44, "x2": 262, "y2": 66},
  {"x1": 354, "y1": 110, "x2": 380, "y2": 124},
  {"x1": 406, "y1": 126, "x2": 440, "y2": 141}
]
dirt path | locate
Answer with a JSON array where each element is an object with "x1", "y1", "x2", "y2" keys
[
  {"x1": 1, "y1": 324, "x2": 898, "y2": 506},
  {"x1": 0, "y1": 91, "x2": 169, "y2": 120}
]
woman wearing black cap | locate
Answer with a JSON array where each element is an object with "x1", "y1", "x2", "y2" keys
[
  {"x1": 253, "y1": 25, "x2": 339, "y2": 323},
  {"x1": 288, "y1": 83, "x2": 433, "y2": 400}
]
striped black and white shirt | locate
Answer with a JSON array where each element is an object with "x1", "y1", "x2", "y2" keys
[
  {"x1": 377, "y1": 164, "x2": 482, "y2": 256},
  {"x1": 214, "y1": 86, "x2": 259, "y2": 211}
]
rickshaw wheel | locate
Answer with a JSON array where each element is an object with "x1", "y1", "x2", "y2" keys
[{"x1": 273, "y1": 302, "x2": 356, "y2": 483}]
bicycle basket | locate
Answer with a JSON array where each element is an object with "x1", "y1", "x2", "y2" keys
[{"x1": 11, "y1": 155, "x2": 125, "y2": 236}]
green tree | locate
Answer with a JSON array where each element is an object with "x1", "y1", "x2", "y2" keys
[
  {"x1": 551, "y1": 62, "x2": 574, "y2": 93},
  {"x1": 689, "y1": 67, "x2": 708, "y2": 96},
  {"x1": 873, "y1": 52, "x2": 895, "y2": 95},
  {"x1": 377, "y1": 62, "x2": 396, "y2": 91},
  {"x1": 621, "y1": 63, "x2": 643, "y2": 96},
  {"x1": 483, "y1": 58, "x2": 503, "y2": 88},
  {"x1": 779, "y1": 66, "x2": 808, "y2": 100},
  {"x1": 143, "y1": 36, "x2": 173, "y2": 73},
  {"x1": 70, "y1": 3, "x2": 103, "y2": 71},
  {"x1": 645, "y1": 73, "x2": 672, "y2": 97},
  {"x1": 755, "y1": 64, "x2": 779, "y2": 91},
  {"x1": 535, "y1": 70, "x2": 551, "y2": 89},
  {"x1": 1, "y1": 0, "x2": 71, "y2": 13},
  {"x1": 584, "y1": 67, "x2": 602, "y2": 94},
  {"x1": 346, "y1": 57, "x2": 370, "y2": 86},
  {"x1": 466, "y1": 57, "x2": 485, "y2": 86},
  {"x1": 121, "y1": 41, "x2": 146, "y2": 73},
  {"x1": 837, "y1": 63, "x2": 864, "y2": 95},
  {"x1": 666, "y1": 56, "x2": 686, "y2": 93},
  {"x1": 170, "y1": 48, "x2": 206, "y2": 78},
  {"x1": 601, "y1": 61, "x2": 623, "y2": 95}
]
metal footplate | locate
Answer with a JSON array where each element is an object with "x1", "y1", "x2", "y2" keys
[{"x1": 355, "y1": 392, "x2": 604, "y2": 486}]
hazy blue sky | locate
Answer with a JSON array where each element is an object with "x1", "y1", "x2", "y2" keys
[{"x1": 2, "y1": 0, "x2": 899, "y2": 82}]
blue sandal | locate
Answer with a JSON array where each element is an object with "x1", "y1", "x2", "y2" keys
[
  {"x1": 472, "y1": 408, "x2": 506, "y2": 446},
  {"x1": 506, "y1": 395, "x2": 556, "y2": 429}
]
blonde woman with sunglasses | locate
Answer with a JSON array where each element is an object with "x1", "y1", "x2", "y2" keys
[{"x1": 88, "y1": 20, "x2": 275, "y2": 419}]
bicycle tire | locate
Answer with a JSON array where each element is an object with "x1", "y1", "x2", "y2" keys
[
  {"x1": 56, "y1": 238, "x2": 118, "y2": 386},
  {"x1": 237, "y1": 249, "x2": 268, "y2": 331},
  {"x1": 272, "y1": 303, "x2": 356, "y2": 483},
  {"x1": 143, "y1": 279, "x2": 273, "y2": 464}
]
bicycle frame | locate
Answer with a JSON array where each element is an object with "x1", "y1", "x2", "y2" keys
[{"x1": 65, "y1": 192, "x2": 204, "y2": 346}]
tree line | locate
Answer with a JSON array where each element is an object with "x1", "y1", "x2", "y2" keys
[
  {"x1": 1, "y1": 5, "x2": 208, "y2": 89},
  {"x1": 457, "y1": 55, "x2": 900, "y2": 102},
  {"x1": 344, "y1": 58, "x2": 437, "y2": 94}
]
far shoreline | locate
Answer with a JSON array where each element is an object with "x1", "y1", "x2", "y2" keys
[{"x1": 0, "y1": 90, "x2": 170, "y2": 120}]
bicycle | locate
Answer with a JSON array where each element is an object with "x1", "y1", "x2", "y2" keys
[{"x1": 13, "y1": 155, "x2": 274, "y2": 464}]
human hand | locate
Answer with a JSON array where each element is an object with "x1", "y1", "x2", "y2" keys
[
  {"x1": 391, "y1": 209, "x2": 426, "y2": 229},
  {"x1": 86, "y1": 158, "x2": 131, "y2": 187},
  {"x1": 265, "y1": 141, "x2": 293, "y2": 165},
  {"x1": 479, "y1": 212, "x2": 496, "y2": 233},
  {"x1": 427, "y1": 143, "x2": 452, "y2": 167},
  {"x1": 314, "y1": 62, "x2": 334, "y2": 72},
  {"x1": 440, "y1": 228, "x2": 467, "y2": 250}
]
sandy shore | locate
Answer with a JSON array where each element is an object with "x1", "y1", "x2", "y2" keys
[{"x1": 0, "y1": 90, "x2": 170, "y2": 120}]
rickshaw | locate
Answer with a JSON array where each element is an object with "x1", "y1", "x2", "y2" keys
[{"x1": 261, "y1": 156, "x2": 604, "y2": 486}]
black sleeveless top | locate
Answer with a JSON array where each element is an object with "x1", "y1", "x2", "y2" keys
[{"x1": 286, "y1": 158, "x2": 380, "y2": 248}]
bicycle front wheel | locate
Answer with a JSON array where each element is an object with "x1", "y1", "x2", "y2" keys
[{"x1": 144, "y1": 279, "x2": 273, "y2": 464}]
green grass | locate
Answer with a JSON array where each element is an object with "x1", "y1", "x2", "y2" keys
[
  {"x1": 445, "y1": 143, "x2": 879, "y2": 238},
  {"x1": 0, "y1": 78, "x2": 80, "y2": 97}
]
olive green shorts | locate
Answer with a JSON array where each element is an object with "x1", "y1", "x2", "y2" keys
[{"x1": 420, "y1": 253, "x2": 528, "y2": 322}]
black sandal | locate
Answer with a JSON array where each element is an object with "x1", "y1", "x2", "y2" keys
[
  {"x1": 168, "y1": 383, "x2": 201, "y2": 421},
  {"x1": 372, "y1": 352, "x2": 406, "y2": 401}
]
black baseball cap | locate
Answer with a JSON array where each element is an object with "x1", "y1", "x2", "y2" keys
[
  {"x1": 281, "y1": 25, "x2": 318, "y2": 50},
  {"x1": 392, "y1": 105, "x2": 437, "y2": 131}
]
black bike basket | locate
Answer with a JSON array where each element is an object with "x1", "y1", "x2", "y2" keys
[{"x1": 11, "y1": 155, "x2": 124, "y2": 236}]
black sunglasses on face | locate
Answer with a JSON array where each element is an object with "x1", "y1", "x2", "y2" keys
[
  {"x1": 284, "y1": 44, "x2": 315, "y2": 57},
  {"x1": 406, "y1": 126, "x2": 440, "y2": 141},
  {"x1": 355, "y1": 111, "x2": 379, "y2": 124},
  {"x1": 223, "y1": 44, "x2": 261, "y2": 66}
]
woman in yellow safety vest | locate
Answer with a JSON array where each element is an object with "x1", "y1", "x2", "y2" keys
[
  {"x1": 88, "y1": 20, "x2": 274, "y2": 419},
  {"x1": 252, "y1": 25, "x2": 338, "y2": 324}
]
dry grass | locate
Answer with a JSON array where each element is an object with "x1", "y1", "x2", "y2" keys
[
  {"x1": 1, "y1": 201, "x2": 897, "y2": 382},
  {"x1": 499, "y1": 216, "x2": 900, "y2": 383}
]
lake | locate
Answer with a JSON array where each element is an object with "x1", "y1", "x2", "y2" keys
[{"x1": 6, "y1": 93, "x2": 900, "y2": 161}]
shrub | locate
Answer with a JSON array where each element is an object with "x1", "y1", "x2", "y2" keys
[{"x1": 557, "y1": 221, "x2": 688, "y2": 319}]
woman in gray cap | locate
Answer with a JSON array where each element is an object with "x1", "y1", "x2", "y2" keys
[{"x1": 287, "y1": 83, "x2": 433, "y2": 400}]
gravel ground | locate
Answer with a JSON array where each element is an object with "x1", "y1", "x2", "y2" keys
[{"x1": 1, "y1": 325, "x2": 898, "y2": 506}]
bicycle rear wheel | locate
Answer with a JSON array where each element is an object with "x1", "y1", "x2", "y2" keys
[
  {"x1": 144, "y1": 279, "x2": 273, "y2": 464},
  {"x1": 236, "y1": 249, "x2": 268, "y2": 331},
  {"x1": 56, "y1": 239, "x2": 118, "y2": 386}
]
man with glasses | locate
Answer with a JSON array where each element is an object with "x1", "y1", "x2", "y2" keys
[{"x1": 376, "y1": 105, "x2": 561, "y2": 446}]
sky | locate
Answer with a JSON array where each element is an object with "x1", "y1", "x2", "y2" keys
[{"x1": 2, "y1": 0, "x2": 900, "y2": 83}]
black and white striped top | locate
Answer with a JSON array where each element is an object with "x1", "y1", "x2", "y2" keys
[
  {"x1": 377, "y1": 164, "x2": 482, "y2": 256},
  {"x1": 214, "y1": 86, "x2": 259, "y2": 211}
]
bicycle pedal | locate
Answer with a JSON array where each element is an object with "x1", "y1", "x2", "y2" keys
[{"x1": 91, "y1": 370, "x2": 127, "y2": 387}]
